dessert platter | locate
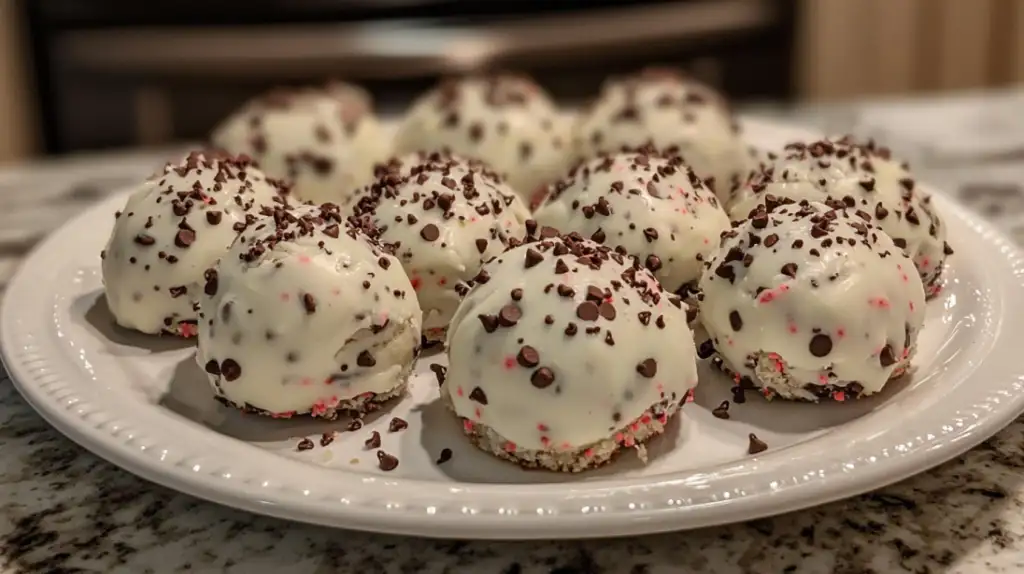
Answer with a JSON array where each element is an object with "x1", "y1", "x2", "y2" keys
[{"x1": 4, "y1": 70, "x2": 1024, "y2": 539}]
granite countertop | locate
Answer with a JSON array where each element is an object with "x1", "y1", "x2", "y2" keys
[{"x1": 3, "y1": 95, "x2": 1024, "y2": 573}]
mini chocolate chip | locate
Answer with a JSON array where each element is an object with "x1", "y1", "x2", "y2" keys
[
  {"x1": 809, "y1": 334, "x2": 833, "y2": 357},
  {"x1": 712, "y1": 401, "x2": 730, "y2": 419},
  {"x1": 320, "y1": 432, "x2": 336, "y2": 447},
  {"x1": 517, "y1": 345, "x2": 540, "y2": 367},
  {"x1": 378, "y1": 257, "x2": 391, "y2": 269},
  {"x1": 943, "y1": 241, "x2": 954, "y2": 255},
  {"x1": 643, "y1": 228, "x2": 659, "y2": 242},
  {"x1": 763, "y1": 234, "x2": 779, "y2": 248},
  {"x1": 531, "y1": 367, "x2": 555, "y2": 388},
  {"x1": 498, "y1": 304, "x2": 522, "y2": 326},
  {"x1": 781, "y1": 263, "x2": 798, "y2": 277},
  {"x1": 599, "y1": 302, "x2": 616, "y2": 320},
  {"x1": 524, "y1": 248, "x2": 544, "y2": 268},
  {"x1": 302, "y1": 293, "x2": 316, "y2": 314},
  {"x1": 564, "y1": 322, "x2": 578, "y2": 336},
  {"x1": 388, "y1": 417, "x2": 409, "y2": 432},
  {"x1": 638, "y1": 311, "x2": 652, "y2": 326},
  {"x1": 879, "y1": 344, "x2": 897, "y2": 367},
  {"x1": 655, "y1": 315, "x2": 666, "y2": 329},
  {"x1": 478, "y1": 314, "x2": 499, "y2": 333},
  {"x1": 557, "y1": 284, "x2": 575, "y2": 297},
  {"x1": 729, "y1": 310, "x2": 743, "y2": 331},
  {"x1": 476, "y1": 238, "x2": 488, "y2": 253},
  {"x1": 206, "y1": 211, "x2": 223, "y2": 225},
  {"x1": 323, "y1": 224, "x2": 340, "y2": 238},
  {"x1": 636, "y1": 358, "x2": 657, "y2": 378},
  {"x1": 554, "y1": 259, "x2": 569, "y2": 274},
  {"x1": 436, "y1": 448, "x2": 453, "y2": 465},
  {"x1": 175, "y1": 229, "x2": 196, "y2": 248},
  {"x1": 646, "y1": 254, "x2": 662, "y2": 272},
  {"x1": 346, "y1": 419, "x2": 364, "y2": 432},
  {"x1": 420, "y1": 223, "x2": 440, "y2": 242},
  {"x1": 134, "y1": 233, "x2": 156, "y2": 246},
  {"x1": 747, "y1": 433, "x2": 768, "y2": 454},
  {"x1": 297, "y1": 438, "x2": 315, "y2": 451},
  {"x1": 357, "y1": 350, "x2": 376, "y2": 367},
  {"x1": 169, "y1": 285, "x2": 187, "y2": 298},
  {"x1": 511, "y1": 288, "x2": 523, "y2": 301},
  {"x1": 469, "y1": 386, "x2": 488, "y2": 404},
  {"x1": 377, "y1": 450, "x2": 399, "y2": 471},
  {"x1": 204, "y1": 359, "x2": 221, "y2": 375},
  {"x1": 221, "y1": 359, "x2": 242, "y2": 381},
  {"x1": 577, "y1": 301, "x2": 600, "y2": 321},
  {"x1": 364, "y1": 431, "x2": 381, "y2": 449},
  {"x1": 429, "y1": 363, "x2": 448, "y2": 387}
]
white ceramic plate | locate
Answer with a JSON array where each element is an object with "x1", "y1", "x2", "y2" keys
[{"x1": 5, "y1": 118, "x2": 1024, "y2": 540}]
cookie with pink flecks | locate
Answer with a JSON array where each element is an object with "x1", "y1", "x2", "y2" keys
[
  {"x1": 698, "y1": 197, "x2": 926, "y2": 402},
  {"x1": 100, "y1": 150, "x2": 287, "y2": 337},
  {"x1": 442, "y1": 225, "x2": 699, "y2": 472},
  {"x1": 196, "y1": 203, "x2": 422, "y2": 419},
  {"x1": 729, "y1": 136, "x2": 952, "y2": 296},
  {"x1": 347, "y1": 153, "x2": 529, "y2": 343},
  {"x1": 534, "y1": 148, "x2": 730, "y2": 298}
]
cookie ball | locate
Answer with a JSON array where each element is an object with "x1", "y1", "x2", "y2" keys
[
  {"x1": 211, "y1": 82, "x2": 390, "y2": 204},
  {"x1": 729, "y1": 137, "x2": 953, "y2": 294},
  {"x1": 196, "y1": 203, "x2": 422, "y2": 419},
  {"x1": 393, "y1": 74, "x2": 573, "y2": 205},
  {"x1": 348, "y1": 154, "x2": 528, "y2": 342},
  {"x1": 100, "y1": 151, "x2": 286, "y2": 336},
  {"x1": 698, "y1": 199, "x2": 926, "y2": 402},
  {"x1": 572, "y1": 68, "x2": 748, "y2": 203},
  {"x1": 533, "y1": 149, "x2": 730, "y2": 295},
  {"x1": 442, "y1": 228, "x2": 699, "y2": 472}
]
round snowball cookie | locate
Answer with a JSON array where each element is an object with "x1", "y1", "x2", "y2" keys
[
  {"x1": 698, "y1": 198, "x2": 926, "y2": 402},
  {"x1": 349, "y1": 155, "x2": 528, "y2": 342},
  {"x1": 100, "y1": 151, "x2": 286, "y2": 337},
  {"x1": 196, "y1": 203, "x2": 422, "y2": 419},
  {"x1": 393, "y1": 74, "x2": 573, "y2": 206},
  {"x1": 534, "y1": 149, "x2": 730, "y2": 296},
  {"x1": 211, "y1": 82, "x2": 390, "y2": 205},
  {"x1": 729, "y1": 137, "x2": 953, "y2": 294},
  {"x1": 442, "y1": 229, "x2": 699, "y2": 472},
  {"x1": 572, "y1": 67, "x2": 748, "y2": 203}
]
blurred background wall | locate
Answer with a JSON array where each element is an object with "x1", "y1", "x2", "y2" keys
[{"x1": 1, "y1": 0, "x2": 1023, "y2": 164}]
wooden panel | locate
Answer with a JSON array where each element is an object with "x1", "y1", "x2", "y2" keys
[
  {"x1": 0, "y1": 2, "x2": 37, "y2": 162},
  {"x1": 933, "y1": 0, "x2": 997, "y2": 89},
  {"x1": 796, "y1": 0, "x2": 872, "y2": 101},
  {"x1": 861, "y1": 0, "x2": 927, "y2": 95},
  {"x1": 1010, "y1": 0, "x2": 1024, "y2": 82}
]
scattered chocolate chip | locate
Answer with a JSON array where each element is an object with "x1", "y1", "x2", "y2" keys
[
  {"x1": 517, "y1": 345, "x2": 540, "y2": 368},
  {"x1": 429, "y1": 363, "x2": 448, "y2": 387},
  {"x1": 643, "y1": 228, "x2": 659, "y2": 242},
  {"x1": 498, "y1": 304, "x2": 522, "y2": 327},
  {"x1": 388, "y1": 417, "x2": 409, "y2": 432},
  {"x1": 206, "y1": 211, "x2": 222, "y2": 225},
  {"x1": 204, "y1": 359, "x2": 221, "y2": 375},
  {"x1": 576, "y1": 301, "x2": 600, "y2": 321},
  {"x1": 357, "y1": 350, "x2": 377, "y2": 367},
  {"x1": 478, "y1": 314, "x2": 499, "y2": 333},
  {"x1": 599, "y1": 302, "x2": 616, "y2": 320},
  {"x1": 297, "y1": 438, "x2": 315, "y2": 451},
  {"x1": 320, "y1": 432, "x2": 336, "y2": 447},
  {"x1": 554, "y1": 259, "x2": 570, "y2": 274},
  {"x1": 175, "y1": 229, "x2": 196, "y2": 248},
  {"x1": 377, "y1": 450, "x2": 399, "y2": 471},
  {"x1": 747, "y1": 433, "x2": 768, "y2": 454},
  {"x1": 323, "y1": 224, "x2": 340, "y2": 238},
  {"x1": 712, "y1": 401, "x2": 730, "y2": 419},
  {"x1": 524, "y1": 248, "x2": 544, "y2": 268},
  {"x1": 436, "y1": 448, "x2": 453, "y2": 465},
  {"x1": 302, "y1": 293, "x2": 317, "y2": 314},
  {"x1": 697, "y1": 340, "x2": 715, "y2": 359},
  {"x1": 346, "y1": 419, "x2": 364, "y2": 432},
  {"x1": 134, "y1": 233, "x2": 156, "y2": 246},
  {"x1": 781, "y1": 263, "x2": 798, "y2": 277},
  {"x1": 364, "y1": 430, "x2": 382, "y2": 449},
  {"x1": 476, "y1": 238, "x2": 488, "y2": 253},
  {"x1": 879, "y1": 344, "x2": 897, "y2": 367}
]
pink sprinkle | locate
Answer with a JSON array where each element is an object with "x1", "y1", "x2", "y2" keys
[
  {"x1": 656, "y1": 383, "x2": 664, "y2": 394},
  {"x1": 474, "y1": 407, "x2": 482, "y2": 419},
  {"x1": 280, "y1": 293, "x2": 291, "y2": 302},
  {"x1": 641, "y1": 414, "x2": 652, "y2": 424},
  {"x1": 457, "y1": 386, "x2": 464, "y2": 397},
  {"x1": 584, "y1": 448, "x2": 595, "y2": 458},
  {"x1": 773, "y1": 359, "x2": 784, "y2": 373},
  {"x1": 837, "y1": 328, "x2": 846, "y2": 338},
  {"x1": 270, "y1": 411, "x2": 295, "y2": 419},
  {"x1": 311, "y1": 401, "x2": 327, "y2": 416},
  {"x1": 733, "y1": 373, "x2": 741, "y2": 383},
  {"x1": 438, "y1": 277, "x2": 448, "y2": 286},
  {"x1": 897, "y1": 264, "x2": 903, "y2": 270},
  {"x1": 818, "y1": 374, "x2": 829, "y2": 384},
  {"x1": 411, "y1": 277, "x2": 422, "y2": 291},
  {"x1": 870, "y1": 297, "x2": 891, "y2": 309},
  {"x1": 540, "y1": 436, "x2": 551, "y2": 447},
  {"x1": 331, "y1": 288, "x2": 341, "y2": 296},
  {"x1": 504, "y1": 441, "x2": 517, "y2": 452},
  {"x1": 323, "y1": 378, "x2": 333, "y2": 385},
  {"x1": 761, "y1": 388, "x2": 772, "y2": 398},
  {"x1": 702, "y1": 236, "x2": 708, "y2": 244},
  {"x1": 614, "y1": 432, "x2": 624, "y2": 443},
  {"x1": 685, "y1": 390, "x2": 695, "y2": 403},
  {"x1": 470, "y1": 216, "x2": 479, "y2": 223},
  {"x1": 537, "y1": 423, "x2": 549, "y2": 432},
  {"x1": 759, "y1": 291, "x2": 775, "y2": 304},
  {"x1": 901, "y1": 347, "x2": 910, "y2": 359},
  {"x1": 921, "y1": 257, "x2": 931, "y2": 267},
  {"x1": 200, "y1": 194, "x2": 213, "y2": 205},
  {"x1": 779, "y1": 284, "x2": 791, "y2": 293},
  {"x1": 909, "y1": 301, "x2": 915, "y2": 312},
  {"x1": 787, "y1": 322, "x2": 798, "y2": 334},
  {"x1": 179, "y1": 322, "x2": 198, "y2": 338},
  {"x1": 623, "y1": 435, "x2": 636, "y2": 447},
  {"x1": 657, "y1": 413, "x2": 668, "y2": 425},
  {"x1": 560, "y1": 442, "x2": 571, "y2": 451},
  {"x1": 833, "y1": 390, "x2": 846, "y2": 402},
  {"x1": 300, "y1": 378, "x2": 313, "y2": 386},
  {"x1": 902, "y1": 274, "x2": 909, "y2": 282},
  {"x1": 630, "y1": 422, "x2": 640, "y2": 432},
  {"x1": 463, "y1": 419, "x2": 474, "y2": 432},
  {"x1": 503, "y1": 356, "x2": 516, "y2": 370},
  {"x1": 727, "y1": 337, "x2": 735, "y2": 347}
]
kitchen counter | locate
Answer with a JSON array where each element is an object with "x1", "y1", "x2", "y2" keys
[{"x1": 3, "y1": 93, "x2": 1024, "y2": 573}]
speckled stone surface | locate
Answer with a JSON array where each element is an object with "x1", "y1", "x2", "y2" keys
[{"x1": 3, "y1": 99, "x2": 1024, "y2": 573}]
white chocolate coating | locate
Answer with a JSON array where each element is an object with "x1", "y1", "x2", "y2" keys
[
  {"x1": 572, "y1": 68, "x2": 748, "y2": 203},
  {"x1": 728, "y1": 137, "x2": 952, "y2": 291},
  {"x1": 534, "y1": 151, "x2": 730, "y2": 292},
  {"x1": 699, "y1": 200, "x2": 926, "y2": 401},
  {"x1": 196, "y1": 204, "x2": 422, "y2": 418},
  {"x1": 393, "y1": 75, "x2": 573, "y2": 205},
  {"x1": 212, "y1": 82, "x2": 390, "y2": 205},
  {"x1": 100, "y1": 151, "x2": 286, "y2": 336},
  {"x1": 444, "y1": 231, "x2": 698, "y2": 451},
  {"x1": 348, "y1": 154, "x2": 528, "y2": 337}
]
